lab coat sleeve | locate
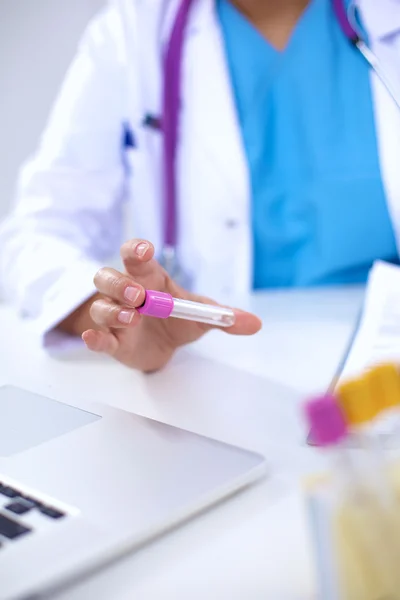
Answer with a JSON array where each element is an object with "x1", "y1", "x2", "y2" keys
[{"x1": 0, "y1": 5, "x2": 129, "y2": 344}]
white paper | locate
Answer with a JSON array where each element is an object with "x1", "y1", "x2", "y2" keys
[{"x1": 340, "y1": 261, "x2": 400, "y2": 381}]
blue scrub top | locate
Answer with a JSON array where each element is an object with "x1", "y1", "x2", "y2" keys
[{"x1": 217, "y1": 0, "x2": 398, "y2": 288}]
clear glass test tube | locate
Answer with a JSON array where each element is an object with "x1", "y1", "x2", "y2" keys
[
  {"x1": 137, "y1": 290, "x2": 236, "y2": 328},
  {"x1": 170, "y1": 298, "x2": 235, "y2": 327}
]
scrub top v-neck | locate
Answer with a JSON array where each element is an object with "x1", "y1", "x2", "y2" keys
[{"x1": 217, "y1": 0, "x2": 398, "y2": 288}]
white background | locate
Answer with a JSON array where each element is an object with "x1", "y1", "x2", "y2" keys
[{"x1": 0, "y1": 0, "x2": 105, "y2": 218}]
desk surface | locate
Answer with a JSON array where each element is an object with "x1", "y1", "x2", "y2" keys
[{"x1": 0, "y1": 286, "x2": 364, "y2": 599}]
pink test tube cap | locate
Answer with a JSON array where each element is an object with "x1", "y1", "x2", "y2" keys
[
  {"x1": 304, "y1": 394, "x2": 348, "y2": 447},
  {"x1": 137, "y1": 290, "x2": 174, "y2": 319}
]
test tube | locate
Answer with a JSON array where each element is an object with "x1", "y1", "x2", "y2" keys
[{"x1": 137, "y1": 290, "x2": 235, "y2": 327}]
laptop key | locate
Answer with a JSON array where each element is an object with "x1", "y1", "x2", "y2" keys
[
  {"x1": 39, "y1": 505, "x2": 65, "y2": 520},
  {"x1": 0, "y1": 485, "x2": 19, "y2": 499},
  {"x1": 5, "y1": 501, "x2": 33, "y2": 516},
  {"x1": 21, "y1": 496, "x2": 42, "y2": 508},
  {"x1": 0, "y1": 513, "x2": 31, "y2": 540}
]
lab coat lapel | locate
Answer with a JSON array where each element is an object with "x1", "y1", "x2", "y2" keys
[
  {"x1": 346, "y1": 0, "x2": 400, "y2": 257},
  {"x1": 182, "y1": 0, "x2": 250, "y2": 208},
  {"x1": 357, "y1": 0, "x2": 400, "y2": 40},
  {"x1": 367, "y1": 31, "x2": 400, "y2": 254},
  {"x1": 166, "y1": 0, "x2": 252, "y2": 295},
  {"x1": 125, "y1": 0, "x2": 251, "y2": 295}
]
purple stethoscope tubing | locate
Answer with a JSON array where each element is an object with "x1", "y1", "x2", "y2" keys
[{"x1": 161, "y1": 0, "x2": 400, "y2": 279}]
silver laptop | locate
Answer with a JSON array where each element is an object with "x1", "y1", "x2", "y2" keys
[{"x1": 0, "y1": 385, "x2": 266, "y2": 600}]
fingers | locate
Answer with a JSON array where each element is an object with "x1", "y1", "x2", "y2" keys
[
  {"x1": 225, "y1": 309, "x2": 262, "y2": 336},
  {"x1": 120, "y1": 239, "x2": 155, "y2": 275},
  {"x1": 93, "y1": 267, "x2": 146, "y2": 307},
  {"x1": 89, "y1": 297, "x2": 141, "y2": 329},
  {"x1": 82, "y1": 329, "x2": 119, "y2": 355}
]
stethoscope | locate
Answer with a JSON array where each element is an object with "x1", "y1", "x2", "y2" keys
[{"x1": 159, "y1": 0, "x2": 400, "y2": 286}]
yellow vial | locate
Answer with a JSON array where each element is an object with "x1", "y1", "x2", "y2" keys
[
  {"x1": 337, "y1": 364, "x2": 400, "y2": 427},
  {"x1": 337, "y1": 376, "x2": 378, "y2": 426},
  {"x1": 365, "y1": 364, "x2": 400, "y2": 413}
]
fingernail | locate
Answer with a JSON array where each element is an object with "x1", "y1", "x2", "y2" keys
[
  {"x1": 124, "y1": 286, "x2": 140, "y2": 304},
  {"x1": 118, "y1": 309, "x2": 135, "y2": 324},
  {"x1": 135, "y1": 242, "x2": 149, "y2": 257}
]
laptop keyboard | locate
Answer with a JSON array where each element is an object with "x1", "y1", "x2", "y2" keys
[{"x1": 0, "y1": 481, "x2": 66, "y2": 547}]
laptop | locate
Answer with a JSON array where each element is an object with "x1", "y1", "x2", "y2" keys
[{"x1": 0, "y1": 385, "x2": 266, "y2": 600}]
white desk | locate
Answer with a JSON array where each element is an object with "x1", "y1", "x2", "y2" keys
[{"x1": 0, "y1": 286, "x2": 363, "y2": 599}]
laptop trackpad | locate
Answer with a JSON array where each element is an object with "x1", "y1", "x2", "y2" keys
[{"x1": 0, "y1": 386, "x2": 100, "y2": 457}]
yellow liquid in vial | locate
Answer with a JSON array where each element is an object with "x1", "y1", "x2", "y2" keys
[{"x1": 334, "y1": 465, "x2": 400, "y2": 600}]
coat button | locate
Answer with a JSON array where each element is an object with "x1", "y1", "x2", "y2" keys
[{"x1": 226, "y1": 219, "x2": 238, "y2": 229}]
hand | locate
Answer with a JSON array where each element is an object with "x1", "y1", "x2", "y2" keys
[{"x1": 81, "y1": 239, "x2": 262, "y2": 372}]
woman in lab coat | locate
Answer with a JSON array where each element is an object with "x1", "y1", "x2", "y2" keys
[{"x1": 1, "y1": 0, "x2": 400, "y2": 371}]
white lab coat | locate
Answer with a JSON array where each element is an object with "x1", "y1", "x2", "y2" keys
[{"x1": 1, "y1": 0, "x2": 400, "y2": 342}]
